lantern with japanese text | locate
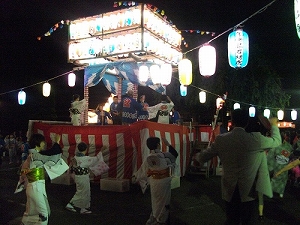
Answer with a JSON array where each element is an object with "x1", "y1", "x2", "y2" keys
[
  {"x1": 18, "y1": 90, "x2": 26, "y2": 105},
  {"x1": 43, "y1": 82, "x2": 51, "y2": 97},
  {"x1": 178, "y1": 59, "x2": 192, "y2": 86},
  {"x1": 68, "y1": 73, "x2": 76, "y2": 87},
  {"x1": 228, "y1": 28, "x2": 249, "y2": 68},
  {"x1": 199, "y1": 44, "x2": 216, "y2": 76},
  {"x1": 199, "y1": 91, "x2": 206, "y2": 103}
]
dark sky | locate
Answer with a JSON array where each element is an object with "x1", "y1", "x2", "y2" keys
[{"x1": 1, "y1": 0, "x2": 299, "y2": 133}]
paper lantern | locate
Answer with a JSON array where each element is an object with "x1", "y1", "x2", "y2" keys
[
  {"x1": 291, "y1": 109, "x2": 297, "y2": 120},
  {"x1": 18, "y1": 90, "x2": 26, "y2": 105},
  {"x1": 43, "y1": 82, "x2": 51, "y2": 97},
  {"x1": 180, "y1": 85, "x2": 187, "y2": 96},
  {"x1": 295, "y1": 0, "x2": 300, "y2": 38},
  {"x1": 277, "y1": 109, "x2": 284, "y2": 120},
  {"x1": 160, "y1": 63, "x2": 172, "y2": 86},
  {"x1": 68, "y1": 73, "x2": 76, "y2": 87},
  {"x1": 138, "y1": 65, "x2": 149, "y2": 82},
  {"x1": 233, "y1": 103, "x2": 240, "y2": 110},
  {"x1": 216, "y1": 97, "x2": 224, "y2": 109},
  {"x1": 264, "y1": 108, "x2": 270, "y2": 119},
  {"x1": 199, "y1": 91, "x2": 206, "y2": 103},
  {"x1": 228, "y1": 28, "x2": 249, "y2": 68},
  {"x1": 178, "y1": 59, "x2": 192, "y2": 85},
  {"x1": 249, "y1": 106, "x2": 255, "y2": 117},
  {"x1": 150, "y1": 64, "x2": 161, "y2": 84},
  {"x1": 199, "y1": 44, "x2": 216, "y2": 76}
]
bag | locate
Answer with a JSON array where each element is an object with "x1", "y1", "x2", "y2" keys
[{"x1": 89, "y1": 160, "x2": 109, "y2": 176}]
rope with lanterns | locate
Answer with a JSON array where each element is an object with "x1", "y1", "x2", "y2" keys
[{"x1": 2, "y1": 0, "x2": 300, "y2": 122}]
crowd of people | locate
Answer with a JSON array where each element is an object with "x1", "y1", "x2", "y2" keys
[{"x1": 69, "y1": 91, "x2": 182, "y2": 126}]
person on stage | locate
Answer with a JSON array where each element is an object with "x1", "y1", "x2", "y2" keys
[{"x1": 69, "y1": 94, "x2": 87, "y2": 126}]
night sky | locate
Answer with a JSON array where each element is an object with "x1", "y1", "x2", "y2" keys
[{"x1": 1, "y1": 0, "x2": 299, "y2": 134}]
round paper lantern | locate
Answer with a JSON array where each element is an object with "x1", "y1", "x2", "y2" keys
[
  {"x1": 178, "y1": 58, "x2": 192, "y2": 85},
  {"x1": 277, "y1": 109, "x2": 284, "y2": 120},
  {"x1": 216, "y1": 97, "x2": 224, "y2": 109},
  {"x1": 68, "y1": 73, "x2": 76, "y2": 87},
  {"x1": 43, "y1": 82, "x2": 51, "y2": 97},
  {"x1": 180, "y1": 85, "x2": 187, "y2": 96},
  {"x1": 295, "y1": 0, "x2": 300, "y2": 38},
  {"x1": 233, "y1": 103, "x2": 240, "y2": 110},
  {"x1": 160, "y1": 63, "x2": 172, "y2": 86},
  {"x1": 291, "y1": 109, "x2": 297, "y2": 120},
  {"x1": 199, "y1": 44, "x2": 216, "y2": 76},
  {"x1": 264, "y1": 108, "x2": 270, "y2": 119},
  {"x1": 150, "y1": 64, "x2": 161, "y2": 84},
  {"x1": 18, "y1": 90, "x2": 26, "y2": 105},
  {"x1": 249, "y1": 106, "x2": 256, "y2": 117},
  {"x1": 139, "y1": 65, "x2": 149, "y2": 82},
  {"x1": 199, "y1": 91, "x2": 206, "y2": 103},
  {"x1": 228, "y1": 28, "x2": 249, "y2": 68}
]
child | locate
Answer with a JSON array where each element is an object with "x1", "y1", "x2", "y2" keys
[
  {"x1": 66, "y1": 142, "x2": 107, "y2": 214},
  {"x1": 132, "y1": 137, "x2": 178, "y2": 225}
]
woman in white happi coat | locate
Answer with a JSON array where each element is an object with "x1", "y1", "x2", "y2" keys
[
  {"x1": 133, "y1": 137, "x2": 178, "y2": 225},
  {"x1": 19, "y1": 133, "x2": 68, "y2": 225},
  {"x1": 66, "y1": 142, "x2": 107, "y2": 214},
  {"x1": 69, "y1": 94, "x2": 87, "y2": 126}
]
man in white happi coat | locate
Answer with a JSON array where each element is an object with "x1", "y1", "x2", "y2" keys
[{"x1": 147, "y1": 95, "x2": 174, "y2": 124}]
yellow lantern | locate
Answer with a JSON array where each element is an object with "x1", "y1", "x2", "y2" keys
[
  {"x1": 178, "y1": 58, "x2": 192, "y2": 86},
  {"x1": 199, "y1": 44, "x2": 216, "y2": 76},
  {"x1": 199, "y1": 91, "x2": 206, "y2": 103},
  {"x1": 18, "y1": 90, "x2": 26, "y2": 105},
  {"x1": 277, "y1": 109, "x2": 284, "y2": 120},
  {"x1": 43, "y1": 82, "x2": 51, "y2": 97},
  {"x1": 68, "y1": 73, "x2": 76, "y2": 87}
]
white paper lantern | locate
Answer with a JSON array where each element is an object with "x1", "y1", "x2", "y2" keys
[
  {"x1": 216, "y1": 97, "x2": 224, "y2": 109},
  {"x1": 277, "y1": 109, "x2": 284, "y2": 120},
  {"x1": 233, "y1": 103, "x2": 240, "y2": 110},
  {"x1": 295, "y1": 0, "x2": 300, "y2": 38},
  {"x1": 199, "y1": 91, "x2": 206, "y2": 103},
  {"x1": 160, "y1": 63, "x2": 172, "y2": 86},
  {"x1": 43, "y1": 82, "x2": 51, "y2": 97},
  {"x1": 178, "y1": 58, "x2": 192, "y2": 85},
  {"x1": 139, "y1": 65, "x2": 149, "y2": 82},
  {"x1": 291, "y1": 109, "x2": 297, "y2": 120},
  {"x1": 264, "y1": 108, "x2": 270, "y2": 119},
  {"x1": 180, "y1": 85, "x2": 187, "y2": 96},
  {"x1": 68, "y1": 73, "x2": 76, "y2": 87},
  {"x1": 249, "y1": 106, "x2": 256, "y2": 117},
  {"x1": 150, "y1": 64, "x2": 161, "y2": 84},
  {"x1": 199, "y1": 44, "x2": 216, "y2": 76},
  {"x1": 18, "y1": 90, "x2": 26, "y2": 105}
]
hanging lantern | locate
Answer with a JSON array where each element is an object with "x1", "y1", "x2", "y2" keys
[
  {"x1": 18, "y1": 90, "x2": 26, "y2": 105},
  {"x1": 249, "y1": 106, "x2": 255, "y2": 117},
  {"x1": 216, "y1": 97, "x2": 224, "y2": 109},
  {"x1": 233, "y1": 103, "x2": 240, "y2": 110},
  {"x1": 295, "y1": 0, "x2": 300, "y2": 38},
  {"x1": 178, "y1": 58, "x2": 192, "y2": 85},
  {"x1": 160, "y1": 63, "x2": 172, "y2": 86},
  {"x1": 68, "y1": 72, "x2": 76, "y2": 87},
  {"x1": 277, "y1": 109, "x2": 284, "y2": 120},
  {"x1": 199, "y1": 44, "x2": 216, "y2": 76},
  {"x1": 264, "y1": 108, "x2": 270, "y2": 119},
  {"x1": 138, "y1": 64, "x2": 149, "y2": 82},
  {"x1": 150, "y1": 64, "x2": 161, "y2": 84},
  {"x1": 199, "y1": 91, "x2": 206, "y2": 103},
  {"x1": 291, "y1": 109, "x2": 297, "y2": 120},
  {"x1": 43, "y1": 82, "x2": 51, "y2": 97},
  {"x1": 228, "y1": 28, "x2": 249, "y2": 68},
  {"x1": 180, "y1": 85, "x2": 187, "y2": 96}
]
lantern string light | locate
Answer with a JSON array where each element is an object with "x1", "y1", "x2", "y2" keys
[
  {"x1": 183, "y1": 0, "x2": 278, "y2": 55},
  {"x1": 37, "y1": 20, "x2": 70, "y2": 40}
]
